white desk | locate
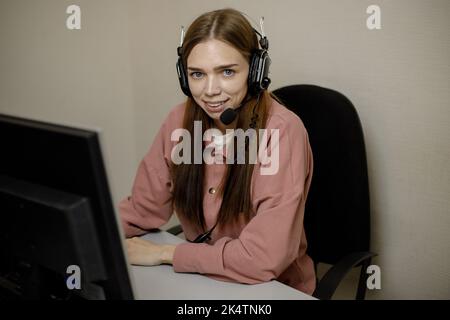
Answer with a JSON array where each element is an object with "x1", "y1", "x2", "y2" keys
[{"x1": 129, "y1": 230, "x2": 315, "y2": 300}]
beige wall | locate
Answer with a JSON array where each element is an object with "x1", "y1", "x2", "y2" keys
[
  {"x1": 0, "y1": 0, "x2": 137, "y2": 201},
  {"x1": 0, "y1": 0, "x2": 448, "y2": 299}
]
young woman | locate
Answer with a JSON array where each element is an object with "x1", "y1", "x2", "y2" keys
[{"x1": 120, "y1": 8, "x2": 315, "y2": 295}]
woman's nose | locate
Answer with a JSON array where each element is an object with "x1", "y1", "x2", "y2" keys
[{"x1": 204, "y1": 76, "x2": 221, "y2": 96}]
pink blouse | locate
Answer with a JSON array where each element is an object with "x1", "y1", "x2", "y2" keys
[{"x1": 119, "y1": 97, "x2": 316, "y2": 295}]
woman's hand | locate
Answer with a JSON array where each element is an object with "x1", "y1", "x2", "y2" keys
[{"x1": 125, "y1": 237, "x2": 176, "y2": 266}]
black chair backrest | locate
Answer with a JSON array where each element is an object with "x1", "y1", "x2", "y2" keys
[{"x1": 272, "y1": 85, "x2": 371, "y2": 265}]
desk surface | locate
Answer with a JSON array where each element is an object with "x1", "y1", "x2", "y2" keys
[{"x1": 129, "y1": 230, "x2": 315, "y2": 300}]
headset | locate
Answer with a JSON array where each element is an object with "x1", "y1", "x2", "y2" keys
[{"x1": 176, "y1": 16, "x2": 271, "y2": 98}]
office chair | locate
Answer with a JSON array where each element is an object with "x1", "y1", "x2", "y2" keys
[
  {"x1": 168, "y1": 84, "x2": 377, "y2": 299},
  {"x1": 272, "y1": 84, "x2": 377, "y2": 300}
]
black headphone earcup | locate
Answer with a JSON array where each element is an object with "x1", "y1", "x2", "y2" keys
[
  {"x1": 176, "y1": 57, "x2": 192, "y2": 97},
  {"x1": 248, "y1": 50, "x2": 271, "y2": 96},
  {"x1": 261, "y1": 54, "x2": 271, "y2": 89},
  {"x1": 248, "y1": 53, "x2": 259, "y2": 95}
]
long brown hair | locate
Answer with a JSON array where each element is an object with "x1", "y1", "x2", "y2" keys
[{"x1": 171, "y1": 8, "x2": 272, "y2": 232}]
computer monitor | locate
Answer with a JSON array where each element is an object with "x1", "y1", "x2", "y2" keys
[{"x1": 0, "y1": 114, "x2": 134, "y2": 300}]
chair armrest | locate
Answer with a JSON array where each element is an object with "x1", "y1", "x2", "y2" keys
[
  {"x1": 166, "y1": 224, "x2": 183, "y2": 236},
  {"x1": 313, "y1": 251, "x2": 377, "y2": 300}
]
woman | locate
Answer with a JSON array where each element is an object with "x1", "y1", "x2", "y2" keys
[{"x1": 120, "y1": 8, "x2": 316, "y2": 295}]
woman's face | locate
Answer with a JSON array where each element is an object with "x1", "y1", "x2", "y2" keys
[{"x1": 187, "y1": 39, "x2": 249, "y2": 130}]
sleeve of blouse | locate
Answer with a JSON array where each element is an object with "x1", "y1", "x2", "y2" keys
[
  {"x1": 119, "y1": 115, "x2": 175, "y2": 238},
  {"x1": 172, "y1": 114, "x2": 313, "y2": 284}
]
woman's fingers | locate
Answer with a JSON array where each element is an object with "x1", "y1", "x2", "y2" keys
[
  {"x1": 124, "y1": 237, "x2": 163, "y2": 266},
  {"x1": 128, "y1": 236, "x2": 154, "y2": 246}
]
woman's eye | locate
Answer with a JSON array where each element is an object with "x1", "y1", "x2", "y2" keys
[
  {"x1": 223, "y1": 69, "x2": 235, "y2": 77},
  {"x1": 190, "y1": 72, "x2": 203, "y2": 79}
]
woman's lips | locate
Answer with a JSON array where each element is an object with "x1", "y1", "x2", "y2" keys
[{"x1": 203, "y1": 99, "x2": 229, "y2": 113}]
